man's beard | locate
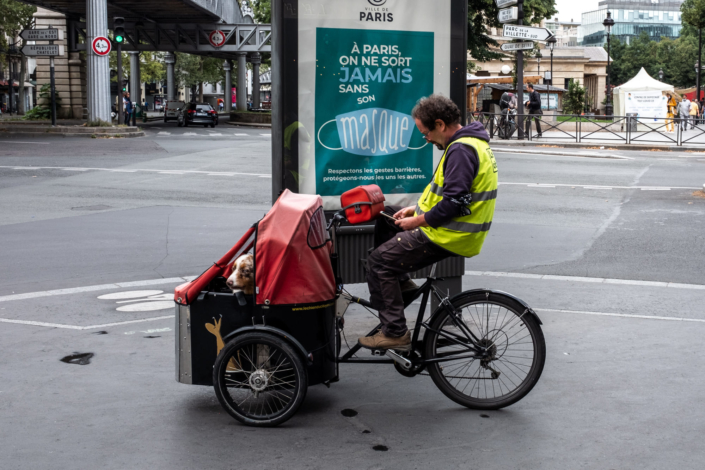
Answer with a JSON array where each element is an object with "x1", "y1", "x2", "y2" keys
[{"x1": 434, "y1": 142, "x2": 444, "y2": 150}]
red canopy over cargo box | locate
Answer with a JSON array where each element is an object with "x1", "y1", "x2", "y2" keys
[{"x1": 255, "y1": 190, "x2": 335, "y2": 305}]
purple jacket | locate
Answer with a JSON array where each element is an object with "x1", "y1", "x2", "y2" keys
[{"x1": 423, "y1": 122, "x2": 490, "y2": 228}]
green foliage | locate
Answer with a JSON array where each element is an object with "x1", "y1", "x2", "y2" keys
[
  {"x1": 606, "y1": 32, "x2": 702, "y2": 89},
  {"x1": 468, "y1": 0, "x2": 557, "y2": 63},
  {"x1": 23, "y1": 83, "x2": 61, "y2": 120},
  {"x1": 108, "y1": 52, "x2": 165, "y2": 84},
  {"x1": 681, "y1": 0, "x2": 705, "y2": 30},
  {"x1": 0, "y1": 0, "x2": 36, "y2": 62},
  {"x1": 174, "y1": 52, "x2": 225, "y2": 90},
  {"x1": 248, "y1": 0, "x2": 271, "y2": 24},
  {"x1": 563, "y1": 79, "x2": 587, "y2": 115}
]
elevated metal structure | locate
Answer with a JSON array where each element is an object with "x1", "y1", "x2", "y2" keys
[{"x1": 17, "y1": 0, "x2": 246, "y2": 24}]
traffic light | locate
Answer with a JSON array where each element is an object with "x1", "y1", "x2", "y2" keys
[
  {"x1": 114, "y1": 17, "x2": 125, "y2": 44},
  {"x1": 122, "y1": 79, "x2": 129, "y2": 92}
]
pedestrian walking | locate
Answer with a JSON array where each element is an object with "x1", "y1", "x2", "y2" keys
[
  {"x1": 689, "y1": 98, "x2": 699, "y2": 129},
  {"x1": 524, "y1": 83, "x2": 543, "y2": 138},
  {"x1": 665, "y1": 93, "x2": 676, "y2": 133},
  {"x1": 679, "y1": 97, "x2": 691, "y2": 132},
  {"x1": 124, "y1": 92, "x2": 134, "y2": 126}
]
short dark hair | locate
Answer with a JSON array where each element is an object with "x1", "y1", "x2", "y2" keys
[
  {"x1": 411, "y1": 94, "x2": 461, "y2": 131},
  {"x1": 527, "y1": 83, "x2": 534, "y2": 90}
]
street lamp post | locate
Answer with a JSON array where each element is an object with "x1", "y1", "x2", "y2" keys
[
  {"x1": 659, "y1": 68, "x2": 664, "y2": 82},
  {"x1": 547, "y1": 36, "x2": 556, "y2": 110},
  {"x1": 603, "y1": 11, "x2": 615, "y2": 117},
  {"x1": 537, "y1": 51, "x2": 542, "y2": 80},
  {"x1": 7, "y1": 42, "x2": 17, "y2": 116},
  {"x1": 698, "y1": 28, "x2": 703, "y2": 103}
]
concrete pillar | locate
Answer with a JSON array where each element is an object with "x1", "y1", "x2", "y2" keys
[
  {"x1": 251, "y1": 53, "x2": 261, "y2": 109},
  {"x1": 236, "y1": 52, "x2": 247, "y2": 111},
  {"x1": 129, "y1": 52, "x2": 141, "y2": 105},
  {"x1": 86, "y1": 0, "x2": 111, "y2": 123},
  {"x1": 165, "y1": 53, "x2": 175, "y2": 101},
  {"x1": 223, "y1": 59, "x2": 232, "y2": 113}
]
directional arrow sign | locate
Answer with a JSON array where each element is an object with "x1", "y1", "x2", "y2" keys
[
  {"x1": 503, "y1": 24, "x2": 554, "y2": 42},
  {"x1": 501, "y1": 42, "x2": 535, "y2": 52},
  {"x1": 20, "y1": 28, "x2": 63, "y2": 41},
  {"x1": 21, "y1": 44, "x2": 63, "y2": 57},
  {"x1": 499, "y1": 7, "x2": 519, "y2": 23},
  {"x1": 496, "y1": 0, "x2": 518, "y2": 7}
]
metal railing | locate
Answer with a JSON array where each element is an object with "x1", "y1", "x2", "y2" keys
[{"x1": 468, "y1": 112, "x2": 705, "y2": 146}]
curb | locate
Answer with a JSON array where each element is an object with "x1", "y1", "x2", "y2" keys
[
  {"x1": 489, "y1": 140, "x2": 705, "y2": 153},
  {"x1": 225, "y1": 121, "x2": 272, "y2": 128},
  {"x1": 0, "y1": 131, "x2": 145, "y2": 138}
]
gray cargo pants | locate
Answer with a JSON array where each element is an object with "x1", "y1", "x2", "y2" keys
[{"x1": 367, "y1": 206, "x2": 453, "y2": 337}]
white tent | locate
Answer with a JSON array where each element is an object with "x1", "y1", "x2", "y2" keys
[{"x1": 613, "y1": 67, "x2": 674, "y2": 117}]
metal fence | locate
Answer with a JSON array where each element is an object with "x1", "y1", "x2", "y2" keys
[{"x1": 468, "y1": 112, "x2": 705, "y2": 146}]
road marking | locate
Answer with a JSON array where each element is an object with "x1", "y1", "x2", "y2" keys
[
  {"x1": 0, "y1": 315, "x2": 173, "y2": 330},
  {"x1": 492, "y1": 147, "x2": 632, "y2": 160},
  {"x1": 157, "y1": 131, "x2": 171, "y2": 135},
  {"x1": 498, "y1": 182, "x2": 699, "y2": 190},
  {"x1": 0, "y1": 165, "x2": 270, "y2": 178},
  {"x1": 183, "y1": 132, "x2": 197, "y2": 136},
  {"x1": 464, "y1": 270, "x2": 705, "y2": 290},
  {"x1": 0, "y1": 277, "x2": 190, "y2": 303},
  {"x1": 235, "y1": 133, "x2": 248, "y2": 136},
  {"x1": 260, "y1": 134, "x2": 271, "y2": 137},
  {"x1": 208, "y1": 133, "x2": 224, "y2": 136},
  {"x1": 0, "y1": 141, "x2": 51, "y2": 145},
  {"x1": 536, "y1": 308, "x2": 705, "y2": 324},
  {"x1": 583, "y1": 186, "x2": 613, "y2": 190}
]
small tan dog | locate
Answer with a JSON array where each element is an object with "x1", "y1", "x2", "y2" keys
[{"x1": 226, "y1": 254, "x2": 254, "y2": 295}]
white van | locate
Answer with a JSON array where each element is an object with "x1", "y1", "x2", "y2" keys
[{"x1": 164, "y1": 100, "x2": 186, "y2": 122}]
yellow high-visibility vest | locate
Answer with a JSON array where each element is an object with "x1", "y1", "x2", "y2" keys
[{"x1": 415, "y1": 136, "x2": 498, "y2": 257}]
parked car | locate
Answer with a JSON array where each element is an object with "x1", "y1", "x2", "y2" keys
[
  {"x1": 164, "y1": 100, "x2": 186, "y2": 122},
  {"x1": 177, "y1": 103, "x2": 218, "y2": 128}
]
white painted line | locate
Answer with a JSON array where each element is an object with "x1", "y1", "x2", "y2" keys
[
  {"x1": 464, "y1": 270, "x2": 705, "y2": 290},
  {"x1": 0, "y1": 141, "x2": 50, "y2": 145},
  {"x1": 491, "y1": 147, "x2": 634, "y2": 160},
  {"x1": 0, "y1": 166, "x2": 271, "y2": 178},
  {"x1": 0, "y1": 315, "x2": 174, "y2": 330},
  {"x1": 235, "y1": 133, "x2": 248, "y2": 136},
  {"x1": 583, "y1": 186, "x2": 613, "y2": 190},
  {"x1": 527, "y1": 184, "x2": 556, "y2": 188},
  {"x1": 260, "y1": 134, "x2": 271, "y2": 137},
  {"x1": 208, "y1": 133, "x2": 224, "y2": 136},
  {"x1": 497, "y1": 181, "x2": 700, "y2": 190},
  {"x1": 640, "y1": 187, "x2": 671, "y2": 191},
  {"x1": 0, "y1": 277, "x2": 188, "y2": 303},
  {"x1": 536, "y1": 308, "x2": 705, "y2": 324}
]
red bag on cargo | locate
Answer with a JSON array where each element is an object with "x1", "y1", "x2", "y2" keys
[{"x1": 340, "y1": 184, "x2": 386, "y2": 225}]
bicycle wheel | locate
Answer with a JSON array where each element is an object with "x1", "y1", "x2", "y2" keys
[
  {"x1": 424, "y1": 292, "x2": 545, "y2": 410},
  {"x1": 213, "y1": 332, "x2": 308, "y2": 427}
]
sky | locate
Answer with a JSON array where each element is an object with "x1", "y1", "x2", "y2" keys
[{"x1": 553, "y1": 0, "x2": 601, "y2": 23}]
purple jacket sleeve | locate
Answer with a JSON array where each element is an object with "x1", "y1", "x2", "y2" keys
[{"x1": 423, "y1": 144, "x2": 479, "y2": 228}]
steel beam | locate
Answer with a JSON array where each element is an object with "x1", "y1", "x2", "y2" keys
[
  {"x1": 236, "y1": 52, "x2": 247, "y2": 111},
  {"x1": 165, "y1": 53, "x2": 175, "y2": 101}
]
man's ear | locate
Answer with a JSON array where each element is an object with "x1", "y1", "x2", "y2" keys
[{"x1": 435, "y1": 119, "x2": 445, "y2": 132}]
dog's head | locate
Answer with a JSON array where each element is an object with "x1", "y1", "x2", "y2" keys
[{"x1": 226, "y1": 254, "x2": 254, "y2": 294}]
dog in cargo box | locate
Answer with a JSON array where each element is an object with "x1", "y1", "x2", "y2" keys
[{"x1": 226, "y1": 254, "x2": 254, "y2": 295}]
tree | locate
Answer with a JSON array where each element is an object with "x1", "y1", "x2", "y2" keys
[
  {"x1": 174, "y1": 53, "x2": 225, "y2": 102},
  {"x1": 23, "y1": 83, "x2": 61, "y2": 120},
  {"x1": 681, "y1": 0, "x2": 705, "y2": 96},
  {"x1": 109, "y1": 51, "x2": 166, "y2": 86},
  {"x1": 563, "y1": 79, "x2": 587, "y2": 115},
  {"x1": 0, "y1": 0, "x2": 37, "y2": 114}
]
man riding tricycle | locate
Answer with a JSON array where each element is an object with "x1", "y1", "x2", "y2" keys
[{"x1": 174, "y1": 95, "x2": 546, "y2": 426}]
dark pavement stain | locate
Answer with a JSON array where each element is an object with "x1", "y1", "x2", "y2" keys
[
  {"x1": 341, "y1": 409, "x2": 358, "y2": 417},
  {"x1": 480, "y1": 414, "x2": 490, "y2": 418},
  {"x1": 144, "y1": 335, "x2": 161, "y2": 339},
  {"x1": 60, "y1": 353, "x2": 94, "y2": 365},
  {"x1": 93, "y1": 331, "x2": 108, "y2": 335},
  {"x1": 372, "y1": 445, "x2": 389, "y2": 451}
]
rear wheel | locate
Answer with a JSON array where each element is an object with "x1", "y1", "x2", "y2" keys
[
  {"x1": 425, "y1": 292, "x2": 545, "y2": 410},
  {"x1": 213, "y1": 332, "x2": 308, "y2": 427},
  {"x1": 210, "y1": 123, "x2": 216, "y2": 128}
]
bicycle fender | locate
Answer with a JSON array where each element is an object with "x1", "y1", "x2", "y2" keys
[
  {"x1": 222, "y1": 325, "x2": 313, "y2": 365},
  {"x1": 449, "y1": 288, "x2": 543, "y2": 325}
]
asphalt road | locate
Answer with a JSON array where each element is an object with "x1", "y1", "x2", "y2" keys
[{"x1": 1, "y1": 122, "x2": 704, "y2": 469}]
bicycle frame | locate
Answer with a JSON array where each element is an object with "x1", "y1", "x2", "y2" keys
[{"x1": 327, "y1": 212, "x2": 489, "y2": 369}]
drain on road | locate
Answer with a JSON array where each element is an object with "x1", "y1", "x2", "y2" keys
[
  {"x1": 372, "y1": 445, "x2": 389, "y2": 451},
  {"x1": 60, "y1": 353, "x2": 94, "y2": 365},
  {"x1": 341, "y1": 409, "x2": 358, "y2": 417}
]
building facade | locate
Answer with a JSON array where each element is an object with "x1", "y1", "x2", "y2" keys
[
  {"x1": 579, "y1": 0, "x2": 684, "y2": 47},
  {"x1": 544, "y1": 18, "x2": 581, "y2": 47}
]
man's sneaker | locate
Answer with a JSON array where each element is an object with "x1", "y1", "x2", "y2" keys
[
  {"x1": 400, "y1": 278, "x2": 418, "y2": 293},
  {"x1": 358, "y1": 330, "x2": 411, "y2": 351}
]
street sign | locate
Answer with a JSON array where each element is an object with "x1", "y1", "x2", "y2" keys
[
  {"x1": 21, "y1": 44, "x2": 63, "y2": 57},
  {"x1": 499, "y1": 7, "x2": 519, "y2": 23},
  {"x1": 92, "y1": 36, "x2": 112, "y2": 56},
  {"x1": 20, "y1": 28, "x2": 63, "y2": 41},
  {"x1": 209, "y1": 30, "x2": 226, "y2": 48},
  {"x1": 502, "y1": 24, "x2": 554, "y2": 41},
  {"x1": 500, "y1": 41, "x2": 535, "y2": 52},
  {"x1": 495, "y1": 0, "x2": 518, "y2": 7}
]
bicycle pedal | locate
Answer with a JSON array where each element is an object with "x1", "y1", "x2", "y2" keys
[{"x1": 370, "y1": 349, "x2": 386, "y2": 356}]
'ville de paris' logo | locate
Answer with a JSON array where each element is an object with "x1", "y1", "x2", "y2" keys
[{"x1": 368, "y1": 0, "x2": 386, "y2": 5}]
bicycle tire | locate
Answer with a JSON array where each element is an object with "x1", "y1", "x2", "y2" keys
[
  {"x1": 424, "y1": 291, "x2": 545, "y2": 410},
  {"x1": 213, "y1": 332, "x2": 308, "y2": 427}
]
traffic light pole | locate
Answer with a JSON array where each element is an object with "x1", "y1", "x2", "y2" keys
[
  {"x1": 516, "y1": 0, "x2": 525, "y2": 140},
  {"x1": 116, "y1": 42, "x2": 123, "y2": 125}
]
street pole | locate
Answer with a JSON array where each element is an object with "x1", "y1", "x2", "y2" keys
[
  {"x1": 49, "y1": 27, "x2": 57, "y2": 126},
  {"x1": 550, "y1": 48, "x2": 553, "y2": 109},
  {"x1": 116, "y1": 42, "x2": 123, "y2": 124},
  {"x1": 516, "y1": 0, "x2": 524, "y2": 139},
  {"x1": 603, "y1": 11, "x2": 614, "y2": 117},
  {"x1": 698, "y1": 28, "x2": 702, "y2": 103},
  {"x1": 8, "y1": 56, "x2": 14, "y2": 116}
]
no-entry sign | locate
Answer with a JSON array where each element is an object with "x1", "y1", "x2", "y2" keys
[
  {"x1": 209, "y1": 30, "x2": 226, "y2": 48},
  {"x1": 92, "y1": 37, "x2": 112, "y2": 56}
]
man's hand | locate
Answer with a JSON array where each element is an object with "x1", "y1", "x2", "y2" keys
[{"x1": 392, "y1": 206, "x2": 416, "y2": 219}]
